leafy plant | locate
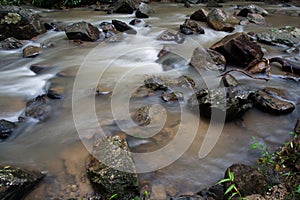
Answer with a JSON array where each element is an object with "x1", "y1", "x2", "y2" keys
[
  {"x1": 0, "y1": 0, "x2": 21, "y2": 6},
  {"x1": 216, "y1": 169, "x2": 248, "y2": 200},
  {"x1": 109, "y1": 194, "x2": 117, "y2": 200},
  {"x1": 31, "y1": 0, "x2": 82, "y2": 8},
  {"x1": 249, "y1": 136, "x2": 274, "y2": 165}
]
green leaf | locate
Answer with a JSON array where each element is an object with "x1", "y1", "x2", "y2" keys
[
  {"x1": 296, "y1": 184, "x2": 300, "y2": 194},
  {"x1": 216, "y1": 178, "x2": 231, "y2": 185},
  {"x1": 109, "y1": 194, "x2": 118, "y2": 200},
  {"x1": 228, "y1": 170, "x2": 234, "y2": 181},
  {"x1": 225, "y1": 184, "x2": 235, "y2": 195},
  {"x1": 228, "y1": 192, "x2": 238, "y2": 200}
]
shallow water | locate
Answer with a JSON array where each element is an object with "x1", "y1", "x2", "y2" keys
[{"x1": 0, "y1": 1, "x2": 299, "y2": 199}]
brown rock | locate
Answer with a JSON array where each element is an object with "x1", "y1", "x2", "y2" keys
[
  {"x1": 65, "y1": 21, "x2": 100, "y2": 42},
  {"x1": 180, "y1": 19, "x2": 205, "y2": 35},
  {"x1": 30, "y1": 63, "x2": 55, "y2": 74},
  {"x1": 1, "y1": 37, "x2": 23, "y2": 50},
  {"x1": 247, "y1": 61, "x2": 267, "y2": 74},
  {"x1": 22, "y1": 45, "x2": 41, "y2": 58},
  {"x1": 207, "y1": 8, "x2": 239, "y2": 32},
  {"x1": 190, "y1": 8, "x2": 209, "y2": 22},
  {"x1": 210, "y1": 32, "x2": 264, "y2": 67},
  {"x1": 247, "y1": 13, "x2": 266, "y2": 25}
]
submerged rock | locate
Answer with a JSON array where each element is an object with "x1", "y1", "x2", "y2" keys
[
  {"x1": 190, "y1": 8, "x2": 209, "y2": 22},
  {"x1": 0, "y1": 119, "x2": 16, "y2": 139},
  {"x1": 30, "y1": 63, "x2": 55, "y2": 74},
  {"x1": 112, "y1": 19, "x2": 136, "y2": 34},
  {"x1": 255, "y1": 26, "x2": 300, "y2": 47},
  {"x1": 254, "y1": 89, "x2": 295, "y2": 115},
  {"x1": 114, "y1": 0, "x2": 136, "y2": 14},
  {"x1": 237, "y1": 4, "x2": 269, "y2": 17},
  {"x1": 135, "y1": 2, "x2": 153, "y2": 18},
  {"x1": 25, "y1": 95, "x2": 52, "y2": 122},
  {"x1": 65, "y1": 21, "x2": 100, "y2": 42},
  {"x1": 224, "y1": 164, "x2": 268, "y2": 196},
  {"x1": 134, "y1": 105, "x2": 151, "y2": 126},
  {"x1": 22, "y1": 45, "x2": 41, "y2": 58},
  {"x1": 190, "y1": 47, "x2": 225, "y2": 71},
  {"x1": 180, "y1": 19, "x2": 205, "y2": 35},
  {"x1": 206, "y1": 8, "x2": 239, "y2": 32},
  {"x1": 0, "y1": 165, "x2": 45, "y2": 200},
  {"x1": 210, "y1": 32, "x2": 264, "y2": 67},
  {"x1": 0, "y1": 6, "x2": 46, "y2": 40},
  {"x1": 187, "y1": 86, "x2": 254, "y2": 121},
  {"x1": 1, "y1": 37, "x2": 23, "y2": 50},
  {"x1": 221, "y1": 74, "x2": 239, "y2": 87},
  {"x1": 247, "y1": 13, "x2": 266, "y2": 25},
  {"x1": 157, "y1": 30, "x2": 185, "y2": 44},
  {"x1": 86, "y1": 135, "x2": 139, "y2": 199}
]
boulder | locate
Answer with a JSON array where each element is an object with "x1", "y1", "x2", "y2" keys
[
  {"x1": 65, "y1": 21, "x2": 100, "y2": 42},
  {"x1": 254, "y1": 89, "x2": 295, "y2": 115},
  {"x1": 135, "y1": 2, "x2": 153, "y2": 18},
  {"x1": 237, "y1": 4, "x2": 268, "y2": 17},
  {"x1": 224, "y1": 164, "x2": 268, "y2": 196},
  {"x1": 0, "y1": 165, "x2": 44, "y2": 200},
  {"x1": 221, "y1": 74, "x2": 239, "y2": 87},
  {"x1": 25, "y1": 95, "x2": 52, "y2": 122},
  {"x1": 255, "y1": 26, "x2": 300, "y2": 47},
  {"x1": 207, "y1": 0, "x2": 222, "y2": 8},
  {"x1": 86, "y1": 135, "x2": 139, "y2": 200},
  {"x1": 0, "y1": 6, "x2": 46, "y2": 40},
  {"x1": 206, "y1": 8, "x2": 239, "y2": 32},
  {"x1": 47, "y1": 86, "x2": 64, "y2": 99},
  {"x1": 30, "y1": 63, "x2": 55, "y2": 74},
  {"x1": 129, "y1": 19, "x2": 144, "y2": 26},
  {"x1": 144, "y1": 76, "x2": 168, "y2": 91},
  {"x1": 190, "y1": 8, "x2": 208, "y2": 22},
  {"x1": 111, "y1": 19, "x2": 137, "y2": 34},
  {"x1": 247, "y1": 13, "x2": 266, "y2": 25},
  {"x1": 114, "y1": 0, "x2": 136, "y2": 14},
  {"x1": 187, "y1": 86, "x2": 254, "y2": 121},
  {"x1": 157, "y1": 30, "x2": 185, "y2": 44},
  {"x1": 207, "y1": 49, "x2": 226, "y2": 70},
  {"x1": 0, "y1": 119, "x2": 16, "y2": 139},
  {"x1": 180, "y1": 19, "x2": 205, "y2": 35},
  {"x1": 190, "y1": 47, "x2": 225, "y2": 71},
  {"x1": 1, "y1": 37, "x2": 23, "y2": 50},
  {"x1": 22, "y1": 45, "x2": 41, "y2": 58},
  {"x1": 210, "y1": 32, "x2": 264, "y2": 67}
]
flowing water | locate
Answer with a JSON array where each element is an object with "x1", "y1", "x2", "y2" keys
[{"x1": 0, "y1": 2, "x2": 299, "y2": 199}]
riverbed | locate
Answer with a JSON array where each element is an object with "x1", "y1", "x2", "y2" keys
[{"x1": 0, "y1": 1, "x2": 299, "y2": 199}]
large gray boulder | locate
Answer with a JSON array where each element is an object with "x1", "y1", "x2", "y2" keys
[
  {"x1": 114, "y1": 0, "x2": 136, "y2": 14},
  {"x1": 65, "y1": 21, "x2": 100, "y2": 42},
  {"x1": 0, "y1": 6, "x2": 46, "y2": 40}
]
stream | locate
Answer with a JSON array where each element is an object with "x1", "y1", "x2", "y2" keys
[{"x1": 0, "y1": 1, "x2": 299, "y2": 199}]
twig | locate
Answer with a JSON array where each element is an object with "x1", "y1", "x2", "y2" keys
[{"x1": 220, "y1": 68, "x2": 269, "y2": 81}]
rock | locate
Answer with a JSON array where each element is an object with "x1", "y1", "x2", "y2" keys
[
  {"x1": 157, "y1": 30, "x2": 185, "y2": 44},
  {"x1": 136, "y1": 2, "x2": 153, "y2": 18},
  {"x1": 1, "y1": 37, "x2": 23, "y2": 50},
  {"x1": 95, "y1": 86, "x2": 111, "y2": 96},
  {"x1": 25, "y1": 95, "x2": 52, "y2": 122},
  {"x1": 247, "y1": 61, "x2": 267, "y2": 74},
  {"x1": 206, "y1": 8, "x2": 239, "y2": 32},
  {"x1": 114, "y1": 0, "x2": 136, "y2": 14},
  {"x1": 43, "y1": 22, "x2": 56, "y2": 30},
  {"x1": 134, "y1": 105, "x2": 151, "y2": 126},
  {"x1": 221, "y1": 74, "x2": 239, "y2": 87},
  {"x1": 47, "y1": 86, "x2": 64, "y2": 99},
  {"x1": 180, "y1": 19, "x2": 205, "y2": 35},
  {"x1": 210, "y1": 32, "x2": 264, "y2": 67},
  {"x1": 207, "y1": 0, "x2": 222, "y2": 8},
  {"x1": 225, "y1": 164, "x2": 268, "y2": 196},
  {"x1": 247, "y1": 13, "x2": 266, "y2": 25},
  {"x1": 0, "y1": 6, "x2": 46, "y2": 40},
  {"x1": 184, "y1": 1, "x2": 191, "y2": 8},
  {"x1": 265, "y1": 184, "x2": 288, "y2": 200},
  {"x1": 294, "y1": 119, "x2": 300, "y2": 134},
  {"x1": 255, "y1": 26, "x2": 300, "y2": 47},
  {"x1": 190, "y1": 47, "x2": 225, "y2": 71},
  {"x1": 190, "y1": 8, "x2": 208, "y2": 22},
  {"x1": 111, "y1": 19, "x2": 136, "y2": 34},
  {"x1": 161, "y1": 91, "x2": 183, "y2": 102},
  {"x1": 254, "y1": 90, "x2": 295, "y2": 115},
  {"x1": 197, "y1": 184, "x2": 224, "y2": 200},
  {"x1": 144, "y1": 76, "x2": 168, "y2": 91},
  {"x1": 237, "y1": 4, "x2": 268, "y2": 17},
  {"x1": 207, "y1": 49, "x2": 226, "y2": 70},
  {"x1": 30, "y1": 63, "x2": 55, "y2": 74},
  {"x1": 0, "y1": 119, "x2": 16, "y2": 139},
  {"x1": 65, "y1": 21, "x2": 100, "y2": 42},
  {"x1": 22, "y1": 45, "x2": 41, "y2": 58},
  {"x1": 99, "y1": 22, "x2": 117, "y2": 33},
  {"x1": 187, "y1": 0, "x2": 199, "y2": 4},
  {"x1": 86, "y1": 135, "x2": 139, "y2": 200},
  {"x1": 129, "y1": 19, "x2": 144, "y2": 26},
  {"x1": 0, "y1": 165, "x2": 45, "y2": 200},
  {"x1": 151, "y1": 184, "x2": 167, "y2": 200},
  {"x1": 269, "y1": 57, "x2": 300, "y2": 75},
  {"x1": 187, "y1": 86, "x2": 254, "y2": 121}
]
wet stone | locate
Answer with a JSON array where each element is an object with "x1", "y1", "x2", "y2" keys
[
  {"x1": 47, "y1": 86, "x2": 64, "y2": 99},
  {"x1": 30, "y1": 63, "x2": 55, "y2": 74},
  {"x1": 254, "y1": 90, "x2": 295, "y2": 115},
  {"x1": 0, "y1": 165, "x2": 45, "y2": 200},
  {"x1": 180, "y1": 19, "x2": 205, "y2": 35},
  {"x1": 25, "y1": 95, "x2": 52, "y2": 122},
  {"x1": 0, "y1": 119, "x2": 16, "y2": 139},
  {"x1": 221, "y1": 74, "x2": 239, "y2": 87},
  {"x1": 134, "y1": 105, "x2": 151, "y2": 126},
  {"x1": 23, "y1": 45, "x2": 41, "y2": 58},
  {"x1": 157, "y1": 30, "x2": 185, "y2": 44},
  {"x1": 1, "y1": 37, "x2": 23, "y2": 50},
  {"x1": 161, "y1": 91, "x2": 183, "y2": 102},
  {"x1": 206, "y1": 8, "x2": 239, "y2": 32},
  {"x1": 65, "y1": 21, "x2": 100, "y2": 42},
  {"x1": 247, "y1": 13, "x2": 266, "y2": 25},
  {"x1": 112, "y1": 19, "x2": 136, "y2": 35},
  {"x1": 190, "y1": 8, "x2": 208, "y2": 22}
]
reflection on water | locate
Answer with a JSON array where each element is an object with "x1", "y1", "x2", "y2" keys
[{"x1": 0, "y1": 2, "x2": 299, "y2": 199}]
